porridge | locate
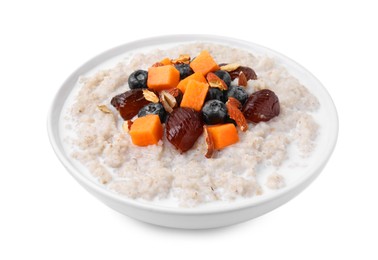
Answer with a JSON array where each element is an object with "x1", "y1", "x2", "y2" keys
[{"x1": 63, "y1": 42, "x2": 319, "y2": 207}]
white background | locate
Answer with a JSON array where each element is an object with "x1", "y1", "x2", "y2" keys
[{"x1": 1, "y1": 0, "x2": 377, "y2": 259}]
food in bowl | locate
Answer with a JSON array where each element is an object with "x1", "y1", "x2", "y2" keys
[{"x1": 63, "y1": 42, "x2": 319, "y2": 207}]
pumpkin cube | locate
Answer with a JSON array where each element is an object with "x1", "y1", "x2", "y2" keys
[
  {"x1": 129, "y1": 115, "x2": 163, "y2": 146},
  {"x1": 206, "y1": 124, "x2": 239, "y2": 150},
  {"x1": 180, "y1": 79, "x2": 209, "y2": 112},
  {"x1": 177, "y1": 72, "x2": 207, "y2": 93},
  {"x1": 189, "y1": 50, "x2": 220, "y2": 76},
  {"x1": 147, "y1": 65, "x2": 180, "y2": 91},
  {"x1": 159, "y1": 57, "x2": 172, "y2": 66}
]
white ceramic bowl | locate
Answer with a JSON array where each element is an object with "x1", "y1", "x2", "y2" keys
[{"x1": 47, "y1": 35, "x2": 338, "y2": 229}]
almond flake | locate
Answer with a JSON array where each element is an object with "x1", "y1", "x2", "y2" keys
[
  {"x1": 220, "y1": 63, "x2": 240, "y2": 72},
  {"x1": 142, "y1": 89, "x2": 159, "y2": 103},
  {"x1": 152, "y1": 62, "x2": 164, "y2": 67},
  {"x1": 97, "y1": 105, "x2": 112, "y2": 114},
  {"x1": 166, "y1": 88, "x2": 183, "y2": 104},
  {"x1": 171, "y1": 54, "x2": 191, "y2": 64},
  {"x1": 204, "y1": 125, "x2": 215, "y2": 158},
  {"x1": 227, "y1": 96, "x2": 242, "y2": 109},
  {"x1": 226, "y1": 97, "x2": 248, "y2": 132},
  {"x1": 206, "y1": 72, "x2": 228, "y2": 91},
  {"x1": 159, "y1": 91, "x2": 177, "y2": 113},
  {"x1": 238, "y1": 71, "x2": 248, "y2": 87}
]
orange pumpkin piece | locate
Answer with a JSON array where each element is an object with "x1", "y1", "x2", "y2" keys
[
  {"x1": 176, "y1": 72, "x2": 207, "y2": 93},
  {"x1": 206, "y1": 124, "x2": 239, "y2": 150},
  {"x1": 129, "y1": 114, "x2": 163, "y2": 146},
  {"x1": 190, "y1": 50, "x2": 220, "y2": 76},
  {"x1": 147, "y1": 65, "x2": 180, "y2": 91},
  {"x1": 180, "y1": 79, "x2": 209, "y2": 112},
  {"x1": 160, "y1": 57, "x2": 172, "y2": 65}
]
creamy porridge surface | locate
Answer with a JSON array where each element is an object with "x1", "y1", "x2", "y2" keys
[{"x1": 63, "y1": 42, "x2": 320, "y2": 207}]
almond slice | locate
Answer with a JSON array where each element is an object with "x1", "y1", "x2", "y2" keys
[
  {"x1": 142, "y1": 89, "x2": 159, "y2": 103},
  {"x1": 97, "y1": 105, "x2": 112, "y2": 114},
  {"x1": 226, "y1": 97, "x2": 248, "y2": 132},
  {"x1": 227, "y1": 96, "x2": 242, "y2": 109},
  {"x1": 151, "y1": 62, "x2": 164, "y2": 67},
  {"x1": 159, "y1": 90, "x2": 177, "y2": 113},
  {"x1": 220, "y1": 63, "x2": 240, "y2": 72},
  {"x1": 206, "y1": 72, "x2": 228, "y2": 91},
  {"x1": 171, "y1": 54, "x2": 191, "y2": 64},
  {"x1": 166, "y1": 88, "x2": 183, "y2": 104},
  {"x1": 204, "y1": 125, "x2": 215, "y2": 158},
  {"x1": 238, "y1": 71, "x2": 248, "y2": 87}
]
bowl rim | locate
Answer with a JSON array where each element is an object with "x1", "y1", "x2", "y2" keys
[{"x1": 47, "y1": 34, "x2": 338, "y2": 215}]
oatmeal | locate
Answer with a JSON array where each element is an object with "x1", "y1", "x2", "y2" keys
[{"x1": 64, "y1": 43, "x2": 319, "y2": 207}]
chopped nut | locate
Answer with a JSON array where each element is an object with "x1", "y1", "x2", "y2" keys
[
  {"x1": 226, "y1": 97, "x2": 248, "y2": 132},
  {"x1": 204, "y1": 125, "x2": 215, "y2": 158},
  {"x1": 171, "y1": 54, "x2": 191, "y2": 64},
  {"x1": 220, "y1": 63, "x2": 240, "y2": 72},
  {"x1": 122, "y1": 120, "x2": 133, "y2": 132},
  {"x1": 159, "y1": 91, "x2": 177, "y2": 113},
  {"x1": 227, "y1": 96, "x2": 242, "y2": 109},
  {"x1": 152, "y1": 62, "x2": 164, "y2": 67},
  {"x1": 142, "y1": 89, "x2": 159, "y2": 103},
  {"x1": 166, "y1": 88, "x2": 183, "y2": 104},
  {"x1": 97, "y1": 105, "x2": 112, "y2": 114},
  {"x1": 206, "y1": 72, "x2": 228, "y2": 91},
  {"x1": 238, "y1": 71, "x2": 248, "y2": 87}
]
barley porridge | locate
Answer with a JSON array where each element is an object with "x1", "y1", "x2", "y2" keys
[{"x1": 63, "y1": 42, "x2": 320, "y2": 207}]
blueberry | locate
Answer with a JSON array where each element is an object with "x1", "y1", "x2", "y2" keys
[
  {"x1": 226, "y1": 85, "x2": 248, "y2": 105},
  {"x1": 128, "y1": 70, "x2": 148, "y2": 89},
  {"x1": 206, "y1": 88, "x2": 225, "y2": 102},
  {"x1": 214, "y1": 70, "x2": 232, "y2": 87},
  {"x1": 175, "y1": 64, "x2": 193, "y2": 80},
  {"x1": 138, "y1": 103, "x2": 167, "y2": 122},
  {"x1": 201, "y1": 100, "x2": 228, "y2": 125}
]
